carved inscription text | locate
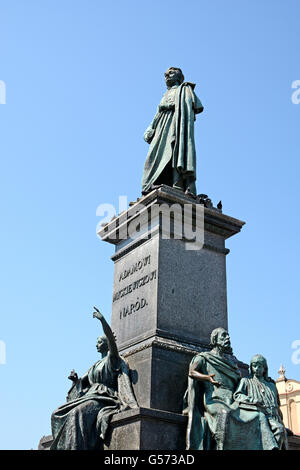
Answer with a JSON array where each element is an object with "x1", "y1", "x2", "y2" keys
[
  {"x1": 119, "y1": 255, "x2": 151, "y2": 282},
  {"x1": 113, "y1": 270, "x2": 157, "y2": 303},
  {"x1": 115, "y1": 253, "x2": 156, "y2": 321}
]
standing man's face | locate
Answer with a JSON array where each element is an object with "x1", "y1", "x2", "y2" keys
[
  {"x1": 216, "y1": 329, "x2": 231, "y2": 350},
  {"x1": 164, "y1": 68, "x2": 180, "y2": 88}
]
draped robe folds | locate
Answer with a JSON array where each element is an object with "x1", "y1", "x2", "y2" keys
[
  {"x1": 232, "y1": 376, "x2": 288, "y2": 450},
  {"x1": 184, "y1": 352, "x2": 288, "y2": 450},
  {"x1": 184, "y1": 351, "x2": 241, "y2": 450},
  {"x1": 50, "y1": 354, "x2": 137, "y2": 450},
  {"x1": 142, "y1": 82, "x2": 203, "y2": 194}
]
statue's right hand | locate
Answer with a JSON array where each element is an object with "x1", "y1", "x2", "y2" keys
[
  {"x1": 68, "y1": 369, "x2": 78, "y2": 382},
  {"x1": 93, "y1": 306, "x2": 104, "y2": 321},
  {"x1": 208, "y1": 374, "x2": 221, "y2": 387},
  {"x1": 144, "y1": 128, "x2": 155, "y2": 143}
]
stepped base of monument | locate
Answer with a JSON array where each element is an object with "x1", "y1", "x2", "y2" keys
[
  {"x1": 287, "y1": 434, "x2": 300, "y2": 450},
  {"x1": 104, "y1": 407, "x2": 187, "y2": 450},
  {"x1": 38, "y1": 419, "x2": 300, "y2": 450}
]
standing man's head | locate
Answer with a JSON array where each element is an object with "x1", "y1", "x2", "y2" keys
[
  {"x1": 164, "y1": 67, "x2": 184, "y2": 88},
  {"x1": 210, "y1": 327, "x2": 231, "y2": 352}
]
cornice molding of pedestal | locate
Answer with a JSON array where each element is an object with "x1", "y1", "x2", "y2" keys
[{"x1": 99, "y1": 185, "x2": 245, "y2": 246}]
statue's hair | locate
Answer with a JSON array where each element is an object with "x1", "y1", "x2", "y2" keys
[
  {"x1": 249, "y1": 354, "x2": 270, "y2": 381},
  {"x1": 166, "y1": 67, "x2": 185, "y2": 84},
  {"x1": 210, "y1": 327, "x2": 227, "y2": 347}
]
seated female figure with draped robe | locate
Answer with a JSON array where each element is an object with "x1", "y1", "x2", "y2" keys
[{"x1": 50, "y1": 308, "x2": 137, "y2": 450}]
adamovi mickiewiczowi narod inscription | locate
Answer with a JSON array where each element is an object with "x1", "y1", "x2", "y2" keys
[{"x1": 113, "y1": 254, "x2": 156, "y2": 321}]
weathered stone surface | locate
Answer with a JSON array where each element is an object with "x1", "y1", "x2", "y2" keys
[
  {"x1": 104, "y1": 407, "x2": 187, "y2": 450},
  {"x1": 156, "y1": 236, "x2": 228, "y2": 345},
  {"x1": 124, "y1": 338, "x2": 201, "y2": 413}
]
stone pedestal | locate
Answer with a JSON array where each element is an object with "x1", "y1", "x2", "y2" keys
[
  {"x1": 99, "y1": 185, "x2": 246, "y2": 449},
  {"x1": 287, "y1": 435, "x2": 300, "y2": 450},
  {"x1": 104, "y1": 408, "x2": 187, "y2": 450}
]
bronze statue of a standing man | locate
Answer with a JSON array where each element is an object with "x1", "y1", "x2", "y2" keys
[{"x1": 142, "y1": 67, "x2": 203, "y2": 196}]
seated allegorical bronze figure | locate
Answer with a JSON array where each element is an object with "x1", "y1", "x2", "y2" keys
[
  {"x1": 233, "y1": 354, "x2": 288, "y2": 450},
  {"x1": 50, "y1": 307, "x2": 138, "y2": 450}
]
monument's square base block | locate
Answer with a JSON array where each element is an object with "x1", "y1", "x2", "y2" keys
[
  {"x1": 104, "y1": 408, "x2": 187, "y2": 450},
  {"x1": 99, "y1": 186, "x2": 248, "y2": 449}
]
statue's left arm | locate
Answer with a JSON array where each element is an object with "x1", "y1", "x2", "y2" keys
[
  {"x1": 193, "y1": 92, "x2": 204, "y2": 115},
  {"x1": 185, "y1": 84, "x2": 204, "y2": 117}
]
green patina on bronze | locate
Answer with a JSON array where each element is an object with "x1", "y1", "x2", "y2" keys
[
  {"x1": 50, "y1": 308, "x2": 137, "y2": 450},
  {"x1": 142, "y1": 67, "x2": 203, "y2": 196},
  {"x1": 184, "y1": 328, "x2": 241, "y2": 450},
  {"x1": 233, "y1": 354, "x2": 288, "y2": 450},
  {"x1": 184, "y1": 329, "x2": 288, "y2": 450}
]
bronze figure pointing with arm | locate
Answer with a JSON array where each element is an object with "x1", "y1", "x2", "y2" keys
[
  {"x1": 93, "y1": 306, "x2": 120, "y2": 367},
  {"x1": 51, "y1": 306, "x2": 138, "y2": 450}
]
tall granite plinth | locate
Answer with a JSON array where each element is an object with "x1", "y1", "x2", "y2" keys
[{"x1": 99, "y1": 185, "x2": 246, "y2": 449}]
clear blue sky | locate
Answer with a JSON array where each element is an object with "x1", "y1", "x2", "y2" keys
[{"x1": 0, "y1": 0, "x2": 299, "y2": 449}]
